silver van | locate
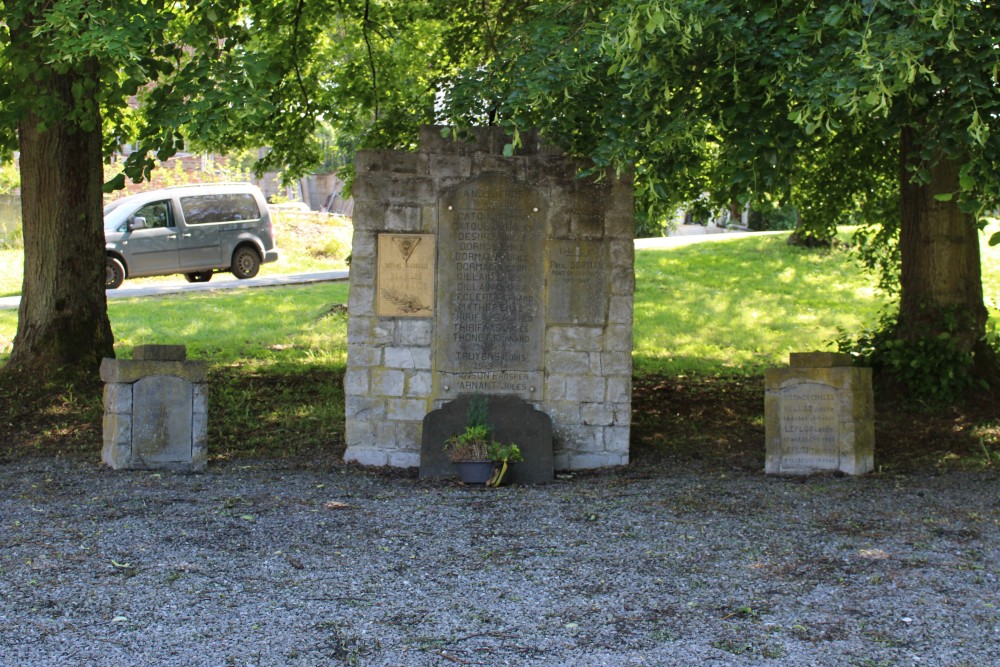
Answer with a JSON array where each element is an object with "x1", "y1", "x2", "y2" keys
[{"x1": 103, "y1": 183, "x2": 279, "y2": 289}]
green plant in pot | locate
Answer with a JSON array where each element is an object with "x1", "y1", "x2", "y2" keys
[{"x1": 444, "y1": 397, "x2": 523, "y2": 487}]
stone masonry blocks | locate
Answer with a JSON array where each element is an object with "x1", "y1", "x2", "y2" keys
[
  {"x1": 100, "y1": 348, "x2": 207, "y2": 472},
  {"x1": 344, "y1": 125, "x2": 634, "y2": 472}
]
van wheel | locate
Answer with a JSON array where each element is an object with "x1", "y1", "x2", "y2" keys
[
  {"x1": 184, "y1": 271, "x2": 213, "y2": 283},
  {"x1": 106, "y1": 257, "x2": 125, "y2": 289},
  {"x1": 231, "y1": 246, "x2": 260, "y2": 279}
]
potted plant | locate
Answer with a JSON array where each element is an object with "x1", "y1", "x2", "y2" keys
[{"x1": 444, "y1": 397, "x2": 523, "y2": 487}]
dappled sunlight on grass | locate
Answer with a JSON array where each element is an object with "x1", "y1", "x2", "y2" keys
[
  {"x1": 633, "y1": 234, "x2": 891, "y2": 375},
  {"x1": 109, "y1": 282, "x2": 350, "y2": 366}
]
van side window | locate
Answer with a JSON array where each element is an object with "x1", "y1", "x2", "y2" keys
[
  {"x1": 181, "y1": 193, "x2": 261, "y2": 225},
  {"x1": 134, "y1": 201, "x2": 174, "y2": 228}
]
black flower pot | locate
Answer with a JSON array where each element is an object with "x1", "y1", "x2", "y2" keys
[{"x1": 453, "y1": 460, "x2": 496, "y2": 485}]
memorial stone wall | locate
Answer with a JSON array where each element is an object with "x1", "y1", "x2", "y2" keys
[{"x1": 344, "y1": 126, "x2": 634, "y2": 470}]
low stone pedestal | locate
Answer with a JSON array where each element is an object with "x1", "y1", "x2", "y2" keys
[
  {"x1": 765, "y1": 352, "x2": 873, "y2": 476},
  {"x1": 101, "y1": 345, "x2": 208, "y2": 472}
]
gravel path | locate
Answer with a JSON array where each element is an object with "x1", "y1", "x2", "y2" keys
[{"x1": 1, "y1": 457, "x2": 998, "y2": 666}]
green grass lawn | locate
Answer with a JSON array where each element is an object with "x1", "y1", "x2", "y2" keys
[
  {"x1": 4, "y1": 228, "x2": 1000, "y2": 371},
  {"x1": 632, "y1": 234, "x2": 889, "y2": 375}
]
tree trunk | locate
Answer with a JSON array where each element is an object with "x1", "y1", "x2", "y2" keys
[
  {"x1": 897, "y1": 126, "x2": 993, "y2": 375},
  {"x1": 5, "y1": 42, "x2": 114, "y2": 375}
]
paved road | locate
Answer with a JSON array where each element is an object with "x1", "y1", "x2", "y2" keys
[
  {"x1": 0, "y1": 270, "x2": 349, "y2": 311},
  {"x1": 0, "y1": 227, "x2": 779, "y2": 311}
]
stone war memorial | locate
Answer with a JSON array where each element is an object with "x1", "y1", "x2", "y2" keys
[
  {"x1": 344, "y1": 126, "x2": 634, "y2": 476},
  {"x1": 765, "y1": 352, "x2": 874, "y2": 476}
]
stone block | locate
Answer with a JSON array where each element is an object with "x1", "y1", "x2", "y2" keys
[
  {"x1": 387, "y1": 398, "x2": 429, "y2": 421},
  {"x1": 384, "y1": 347, "x2": 432, "y2": 370},
  {"x1": 606, "y1": 376, "x2": 632, "y2": 403},
  {"x1": 395, "y1": 320, "x2": 433, "y2": 346},
  {"x1": 344, "y1": 446, "x2": 389, "y2": 467},
  {"x1": 103, "y1": 383, "x2": 132, "y2": 414},
  {"x1": 545, "y1": 351, "x2": 592, "y2": 375},
  {"x1": 384, "y1": 205, "x2": 423, "y2": 231},
  {"x1": 347, "y1": 344, "x2": 382, "y2": 368},
  {"x1": 600, "y1": 350, "x2": 632, "y2": 375},
  {"x1": 133, "y1": 345, "x2": 186, "y2": 361},
  {"x1": 132, "y1": 375, "x2": 194, "y2": 465},
  {"x1": 564, "y1": 376, "x2": 607, "y2": 403},
  {"x1": 581, "y1": 403, "x2": 614, "y2": 426},
  {"x1": 389, "y1": 451, "x2": 421, "y2": 469},
  {"x1": 565, "y1": 452, "x2": 628, "y2": 470},
  {"x1": 100, "y1": 358, "x2": 207, "y2": 385},
  {"x1": 603, "y1": 426, "x2": 631, "y2": 455},
  {"x1": 345, "y1": 396, "x2": 387, "y2": 421},
  {"x1": 611, "y1": 267, "x2": 636, "y2": 295},
  {"x1": 348, "y1": 285, "x2": 376, "y2": 316},
  {"x1": 604, "y1": 324, "x2": 634, "y2": 352},
  {"x1": 193, "y1": 384, "x2": 208, "y2": 414},
  {"x1": 371, "y1": 369, "x2": 405, "y2": 397},
  {"x1": 608, "y1": 295, "x2": 634, "y2": 325},
  {"x1": 406, "y1": 370, "x2": 433, "y2": 398},
  {"x1": 546, "y1": 327, "x2": 604, "y2": 352},
  {"x1": 765, "y1": 359, "x2": 874, "y2": 476},
  {"x1": 343, "y1": 369, "x2": 370, "y2": 396}
]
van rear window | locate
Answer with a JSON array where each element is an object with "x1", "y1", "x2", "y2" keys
[{"x1": 181, "y1": 193, "x2": 260, "y2": 225}]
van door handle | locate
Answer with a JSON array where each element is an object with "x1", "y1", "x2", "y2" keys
[
  {"x1": 167, "y1": 234, "x2": 177, "y2": 240},
  {"x1": 182, "y1": 233, "x2": 192, "y2": 238}
]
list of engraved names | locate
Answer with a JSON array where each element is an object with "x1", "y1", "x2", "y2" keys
[
  {"x1": 438, "y1": 174, "x2": 546, "y2": 373},
  {"x1": 779, "y1": 384, "x2": 839, "y2": 468}
]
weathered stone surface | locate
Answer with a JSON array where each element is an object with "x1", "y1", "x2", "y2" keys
[
  {"x1": 133, "y1": 344, "x2": 187, "y2": 361},
  {"x1": 345, "y1": 126, "x2": 634, "y2": 472},
  {"x1": 420, "y1": 395, "x2": 553, "y2": 484},
  {"x1": 100, "y1": 358, "x2": 207, "y2": 384},
  {"x1": 133, "y1": 375, "x2": 194, "y2": 465},
  {"x1": 546, "y1": 240, "x2": 608, "y2": 325},
  {"x1": 436, "y1": 172, "x2": 547, "y2": 374},
  {"x1": 790, "y1": 351, "x2": 853, "y2": 368},
  {"x1": 765, "y1": 356, "x2": 874, "y2": 476},
  {"x1": 100, "y1": 355, "x2": 208, "y2": 472}
]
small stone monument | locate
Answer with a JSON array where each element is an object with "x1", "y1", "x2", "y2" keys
[
  {"x1": 101, "y1": 345, "x2": 208, "y2": 472},
  {"x1": 765, "y1": 352, "x2": 874, "y2": 475}
]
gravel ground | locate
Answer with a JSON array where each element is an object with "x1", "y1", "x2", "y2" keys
[{"x1": 1, "y1": 456, "x2": 998, "y2": 667}]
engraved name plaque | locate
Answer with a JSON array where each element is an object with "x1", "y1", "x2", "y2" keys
[
  {"x1": 547, "y1": 239, "x2": 608, "y2": 325},
  {"x1": 436, "y1": 173, "x2": 547, "y2": 388},
  {"x1": 778, "y1": 382, "x2": 840, "y2": 470}
]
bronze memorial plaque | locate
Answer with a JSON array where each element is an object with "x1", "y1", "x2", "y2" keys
[
  {"x1": 436, "y1": 173, "x2": 547, "y2": 393},
  {"x1": 376, "y1": 233, "x2": 435, "y2": 317}
]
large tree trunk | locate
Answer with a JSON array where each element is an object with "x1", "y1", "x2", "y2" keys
[
  {"x1": 897, "y1": 126, "x2": 993, "y2": 376},
  {"x1": 5, "y1": 45, "x2": 114, "y2": 375}
]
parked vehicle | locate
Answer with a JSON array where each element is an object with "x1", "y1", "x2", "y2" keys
[{"x1": 103, "y1": 183, "x2": 279, "y2": 289}]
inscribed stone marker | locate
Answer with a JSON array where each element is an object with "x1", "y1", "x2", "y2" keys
[
  {"x1": 435, "y1": 172, "x2": 547, "y2": 397},
  {"x1": 778, "y1": 382, "x2": 839, "y2": 469},
  {"x1": 547, "y1": 239, "x2": 608, "y2": 325},
  {"x1": 132, "y1": 375, "x2": 193, "y2": 463}
]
